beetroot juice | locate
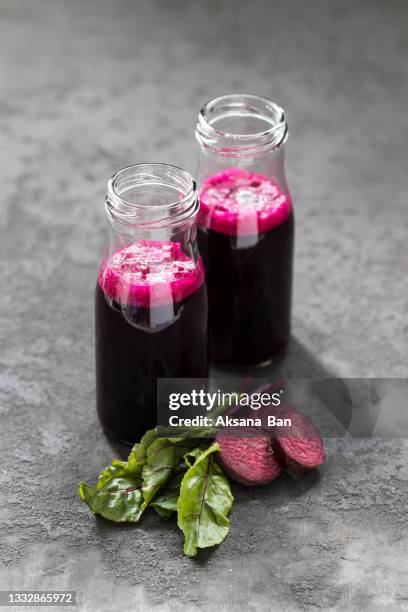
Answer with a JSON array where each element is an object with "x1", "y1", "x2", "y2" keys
[
  {"x1": 96, "y1": 165, "x2": 208, "y2": 443},
  {"x1": 198, "y1": 168, "x2": 293, "y2": 366},
  {"x1": 195, "y1": 95, "x2": 294, "y2": 366}
]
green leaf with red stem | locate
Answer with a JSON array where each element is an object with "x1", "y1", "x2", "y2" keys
[
  {"x1": 79, "y1": 460, "x2": 143, "y2": 522},
  {"x1": 141, "y1": 438, "x2": 197, "y2": 510},
  {"x1": 177, "y1": 442, "x2": 234, "y2": 557}
]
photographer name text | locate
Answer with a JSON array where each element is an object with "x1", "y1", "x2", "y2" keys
[{"x1": 167, "y1": 414, "x2": 291, "y2": 427}]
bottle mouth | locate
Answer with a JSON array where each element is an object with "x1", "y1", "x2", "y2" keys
[
  {"x1": 196, "y1": 94, "x2": 288, "y2": 157},
  {"x1": 106, "y1": 163, "x2": 199, "y2": 229}
]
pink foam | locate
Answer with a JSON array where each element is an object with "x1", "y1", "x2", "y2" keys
[
  {"x1": 98, "y1": 240, "x2": 204, "y2": 308},
  {"x1": 198, "y1": 167, "x2": 292, "y2": 236}
]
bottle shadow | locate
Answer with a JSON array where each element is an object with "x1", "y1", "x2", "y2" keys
[
  {"x1": 212, "y1": 335, "x2": 355, "y2": 435},
  {"x1": 211, "y1": 335, "x2": 335, "y2": 379}
]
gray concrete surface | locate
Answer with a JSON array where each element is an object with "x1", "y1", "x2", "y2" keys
[{"x1": 1, "y1": 0, "x2": 407, "y2": 610}]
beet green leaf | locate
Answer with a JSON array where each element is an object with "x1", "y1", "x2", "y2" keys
[
  {"x1": 141, "y1": 438, "x2": 196, "y2": 510},
  {"x1": 79, "y1": 461, "x2": 143, "y2": 522},
  {"x1": 126, "y1": 428, "x2": 157, "y2": 478},
  {"x1": 177, "y1": 442, "x2": 234, "y2": 557}
]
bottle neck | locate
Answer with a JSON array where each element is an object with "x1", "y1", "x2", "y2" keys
[
  {"x1": 195, "y1": 94, "x2": 289, "y2": 197},
  {"x1": 105, "y1": 163, "x2": 199, "y2": 238},
  {"x1": 195, "y1": 96, "x2": 291, "y2": 246},
  {"x1": 196, "y1": 94, "x2": 288, "y2": 159},
  {"x1": 104, "y1": 163, "x2": 200, "y2": 265},
  {"x1": 99, "y1": 165, "x2": 203, "y2": 318}
]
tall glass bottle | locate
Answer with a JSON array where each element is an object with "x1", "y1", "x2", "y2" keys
[
  {"x1": 195, "y1": 94, "x2": 294, "y2": 366},
  {"x1": 96, "y1": 164, "x2": 208, "y2": 443}
]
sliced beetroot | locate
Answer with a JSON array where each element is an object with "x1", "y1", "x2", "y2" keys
[
  {"x1": 216, "y1": 433, "x2": 282, "y2": 486},
  {"x1": 274, "y1": 406, "x2": 325, "y2": 470}
]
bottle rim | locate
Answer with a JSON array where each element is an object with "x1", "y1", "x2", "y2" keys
[
  {"x1": 105, "y1": 163, "x2": 199, "y2": 229},
  {"x1": 196, "y1": 93, "x2": 288, "y2": 156}
]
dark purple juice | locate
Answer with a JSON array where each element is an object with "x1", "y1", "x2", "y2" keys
[
  {"x1": 198, "y1": 168, "x2": 294, "y2": 366},
  {"x1": 96, "y1": 241, "x2": 208, "y2": 443}
]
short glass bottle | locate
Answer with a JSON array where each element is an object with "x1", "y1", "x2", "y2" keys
[
  {"x1": 195, "y1": 94, "x2": 294, "y2": 367},
  {"x1": 96, "y1": 164, "x2": 208, "y2": 444}
]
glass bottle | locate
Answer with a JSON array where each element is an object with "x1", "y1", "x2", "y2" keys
[
  {"x1": 195, "y1": 94, "x2": 294, "y2": 367},
  {"x1": 96, "y1": 163, "x2": 208, "y2": 444}
]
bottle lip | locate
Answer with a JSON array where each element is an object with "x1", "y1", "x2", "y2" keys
[
  {"x1": 105, "y1": 163, "x2": 199, "y2": 229},
  {"x1": 196, "y1": 94, "x2": 288, "y2": 156}
]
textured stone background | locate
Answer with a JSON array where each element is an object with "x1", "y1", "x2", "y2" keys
[{"x1": 0, "y1": 0, "x2": 407, "y2": 610}]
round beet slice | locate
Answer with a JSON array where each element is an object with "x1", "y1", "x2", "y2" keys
[
  {"x1": 216, "y1": 433, "x2": 282, "y2": 486},
  {"x1": 274, "y1": 406, "x2": 325, "y2": 470}
]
